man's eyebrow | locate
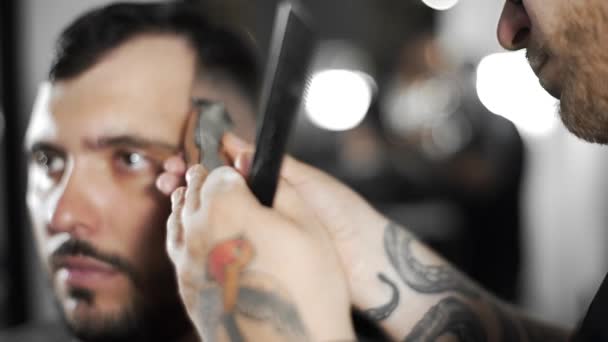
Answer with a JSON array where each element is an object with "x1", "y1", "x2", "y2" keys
[
  {"x1": 25, "y1": 141, "x2": 64, "y2": 155},
  {"x1": 87, "y1": 135, "x2": 179, "y2": 153}
]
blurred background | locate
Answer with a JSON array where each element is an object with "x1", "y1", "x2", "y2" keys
[{"x1": 1, "y1": 0, "x2": 608, "y2": 332}]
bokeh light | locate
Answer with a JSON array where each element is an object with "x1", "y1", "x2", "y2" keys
[
  {"x1": 305, "y1": 69, "x2": 375, "y2": 131},
  {"x1": 476, "y1": 50, "x2": 559, "y2": 136},
  {"x1": 421, "y1": 0, "x2": 459, "y2": 11}
]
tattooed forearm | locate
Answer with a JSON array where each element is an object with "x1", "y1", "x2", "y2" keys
[
  {"x1": 384, "y1": 222, "x2": 481, "y2": 298},
  {"x1": 376, "y1": 222, "x2": 569, "y2": 341},
  {"x1": 363, "y1": 273, "x2": 400, "y2": 321},
  {"x1": 403, "y1": 297, "x2": 487, "y2": 342}
]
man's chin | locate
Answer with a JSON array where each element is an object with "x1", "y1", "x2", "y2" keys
[{"x1": 57, "y1": 291, "x2": 142, "y2": 342}]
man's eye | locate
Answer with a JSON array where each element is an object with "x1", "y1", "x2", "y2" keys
[
  {"x1": 115, "y1": 151, "x2": 151, "y2": 171},
  {"x1": 32, "y1": 150, "x2": 65, "y2": 175}
]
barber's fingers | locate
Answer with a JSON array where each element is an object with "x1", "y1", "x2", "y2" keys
[
  {"x1": 165, "y1": 155, "x2": 187, "y2": 174},
  {"x1": 184, "y1": 165, "x2": 209, "y2": 214},
  {"x1": 271, "y1": 177, "x2": 323, "y2": 231},
  {"x1": 223, "y1": 132, "x2": 327, "y2": 187},
  {"x1": 219, "y1": 144, "x2": 319, "y2": 231},
  {"x1": 167, "y1": 186, "x2": 186, "y2": 261},
  {"x1": 224, "y1": 133, "x2": 324, "y2": 228},
  {"x1": 157, "y1": 173, "x2": 182, "y2": 195},
  {"x1": 156, "y1": 156, "x2": 187, "y2": 195},
  {"x1": 184, "y1": 167, "x2": 264, "y2": 242}
]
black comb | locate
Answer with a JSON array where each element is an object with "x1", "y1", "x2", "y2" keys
[{"x1": 248, "y1": 1, "x2": 316, "y2": 207}]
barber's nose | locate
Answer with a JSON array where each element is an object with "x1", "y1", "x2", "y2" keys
[
  {"x1": 497, "y1": 1, "x2": 531, "y2": 50},
  {"x1": 47, "y1": 168, "x2": 100, "y2": 237}
]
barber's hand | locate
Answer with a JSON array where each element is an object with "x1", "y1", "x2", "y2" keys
[
  {"x1": 156, "y1": 134, "x2": 395, "y2": 316},
  {"x1": 164, "y1": 164, "x2": 354, "y2": 341}
]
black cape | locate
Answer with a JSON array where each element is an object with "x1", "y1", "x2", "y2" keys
[{"x1": 574, "y1": 273, "x2": 608, "y2": 342}]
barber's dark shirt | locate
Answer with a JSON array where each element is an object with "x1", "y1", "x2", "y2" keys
[{"x1": 575, "y1": 273, "x2": 608, "y2": 342}]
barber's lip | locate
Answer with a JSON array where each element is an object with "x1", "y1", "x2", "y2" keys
[
  {"x1": 536, "y1": 58, "x2": 563, "y2": 98},
  {"x1": 54, "y1": 256, "x2": 119, "y2": 287},
  {"x1": 529, "y1": 54, "x2": 548, "y2": 77}
]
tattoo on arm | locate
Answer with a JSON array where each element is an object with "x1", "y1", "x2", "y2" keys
[
  {"x1": 404, "y1": 297, "x2": 487, "y2": 342},
  {"x1": 198, "y1": 237, "x2": 310, "y2": 342},
  {"x1": 403, "y1": 296, "x2": 487, "y2": 342},
  {"x1": 363, "y1": 273, "x2": 400, "y2": 321},
  {"x1": 236, "y1": 286, "x2": 308, "y2": 340},
  {"x1": 197, "y1": 287, "x2": 224, "y2": 342},
  {"x1": 222, "y1": 314, "x2": 245, "y2": 342},
  {"x1": 377, "y1": 222, "x2": 568, "y2": 341},
  {"x1": 384, "y1": 222, "x2": 480, "y2": 298}
]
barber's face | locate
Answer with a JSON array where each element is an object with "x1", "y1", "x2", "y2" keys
[
  {"x1": 26, "y1": 35, "x2": 202, "y2": 341},
  {"x1": 498, "y1": 0, "x2": 608, "y2": 143}
]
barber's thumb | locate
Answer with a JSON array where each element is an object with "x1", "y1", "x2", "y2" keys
[{"x1": 202, "y1": 166, "x2": 261, "y2": 211}]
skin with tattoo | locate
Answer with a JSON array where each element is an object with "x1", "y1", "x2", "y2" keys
[
  {"x1": 362, "y1": 273, "x2": 400, "y2": 321},
  {"x1": 376, "y1": 222, "x2": 570, "y2": 341},
  {"x1": 156, "y1": 0, "x2": 608, "y2": 340},
  {"x1": 161, "y1": 136, "x2": 573, "y2": 342},
  {"x1": 196, "y1": 238, "x2": 309, "y2": 342},
  {"x1": 165, "y1": 164, "x2": 355, "y2": 341}
]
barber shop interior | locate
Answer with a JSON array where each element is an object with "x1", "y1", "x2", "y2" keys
[{"x1": 1, "y1": 0, "x2": 607, "y2": 341}]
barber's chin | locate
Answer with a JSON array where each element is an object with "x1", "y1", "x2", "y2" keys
[{"x1": 539, "y1": 78, "x2": 562, "y2": 99}]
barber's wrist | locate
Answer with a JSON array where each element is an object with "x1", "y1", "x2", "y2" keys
[{"x1": 342, "y1": 214, "x2": 398, "y2": 310}]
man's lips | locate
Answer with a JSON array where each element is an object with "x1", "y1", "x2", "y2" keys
[
  {"x1": 529, "y1": 54, "x2": 563, "y2": 98},
  {"x1": 54, "y1": 255, "x2": 120, "y2": 287},
  {"x1": 527, "y1": 50, "x2": 548, "y2": 77}
]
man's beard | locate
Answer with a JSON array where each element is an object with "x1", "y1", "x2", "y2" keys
[
  {"x1": 58, "y1": 281, "x2": 190, "y2": 342},
  {"x1": 59, "y1": 289, "x2": 145, "y2": 342},
  {"x1": 50, "y1": 239, "x2": 192, "y2": 342},
  {"x1": 538, "y1": 0, "x2": 608, "y2": 144}
]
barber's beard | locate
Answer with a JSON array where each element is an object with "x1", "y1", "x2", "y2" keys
[{"x1": 549, "y1": 0, "x2": 608, "y2": 143}]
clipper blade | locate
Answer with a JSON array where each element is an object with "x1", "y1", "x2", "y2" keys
[{"x1": 193, "y1": 100, "x2": 233, "y2": 171}]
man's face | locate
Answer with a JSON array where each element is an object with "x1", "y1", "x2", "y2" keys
[
  {"x1": 498, "y1": 0, "x2": 608, "y2": 143},
  {"x1": 25, "y1": 34, "x2": 251, "y2": 341}
]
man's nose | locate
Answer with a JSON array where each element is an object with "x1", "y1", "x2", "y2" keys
[
  {"x1": 497, "y1": 1, "x2": 531, "y2": 50},
  {"x1": 47, "y1": 167, "x2": 101, "y2": 237}
]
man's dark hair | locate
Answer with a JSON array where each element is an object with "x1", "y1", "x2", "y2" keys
[{"x1": 49, "y1": 1, "x2": 260, "y2": 100}]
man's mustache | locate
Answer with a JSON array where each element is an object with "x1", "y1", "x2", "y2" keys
[{"x1": 50, "y1": 239, "x2": 141, "y2": 286}]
